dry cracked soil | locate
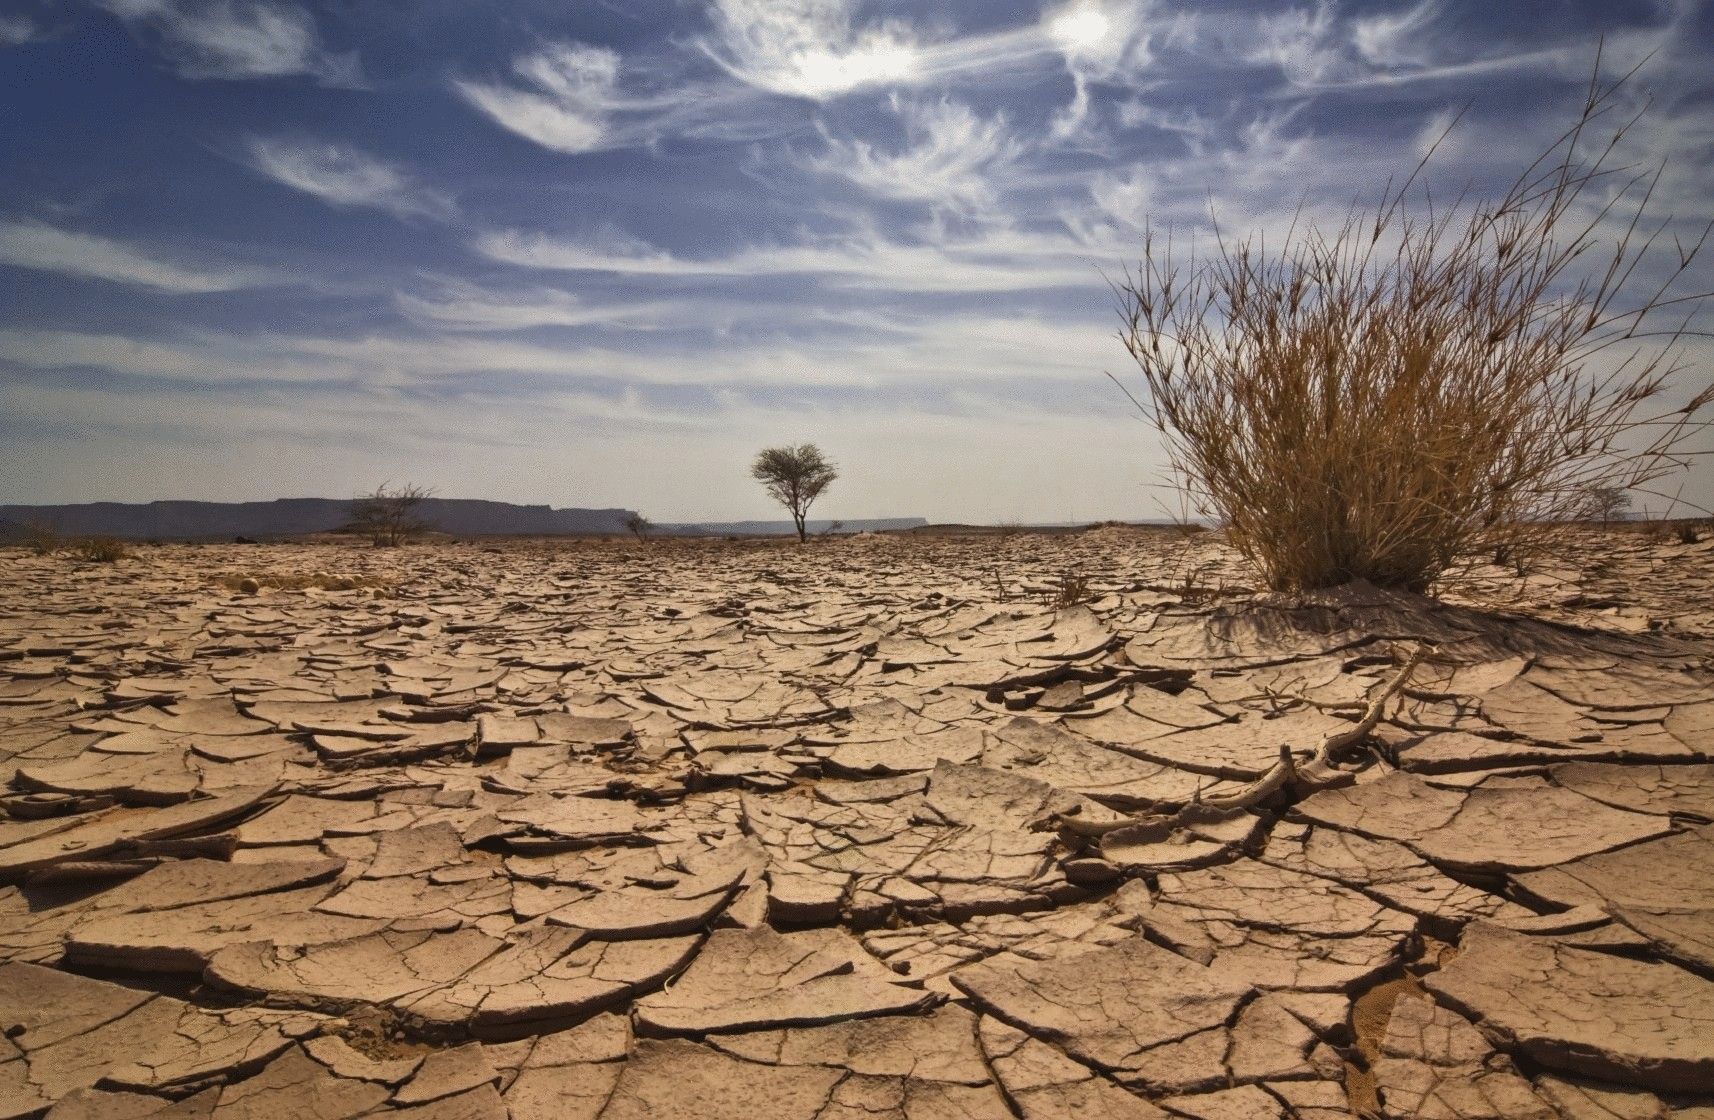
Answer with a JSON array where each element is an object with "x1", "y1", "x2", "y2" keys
[{"x1": 3, "y1": 524, "x2": 1713, "y2": 1120}]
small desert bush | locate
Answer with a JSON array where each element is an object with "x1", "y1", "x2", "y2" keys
[
  {"x1": 22, "y1": 523, "x2": 61, "y2": 556},
  {"x1": 68, "y1": 537, "x2": 128, "y2": 563},
  {"x1": 1047, "y1": 570, "x2": 1092, "y2": 609},
  {"x1": 1116, "y1": 65, "x2": 1712, "y2": 594}
]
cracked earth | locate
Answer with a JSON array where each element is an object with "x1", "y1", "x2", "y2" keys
[{"x1": 3, "y1": 525, "x2": 1713, "y2": 1119}]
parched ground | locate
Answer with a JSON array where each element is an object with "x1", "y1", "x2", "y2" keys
[{"x1": 2, "y1": 525, "x2": 1713, "y2": 1120}]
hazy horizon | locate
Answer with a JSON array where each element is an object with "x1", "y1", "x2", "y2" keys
[
  {"x1": 4, "y1": 0, "x2": 1712, "y2": 523},
  {"x1": 0, "y1": 493, "x2": 1197, "y2": 531}
]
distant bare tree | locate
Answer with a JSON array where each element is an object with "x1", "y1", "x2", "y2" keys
[
  {"x1": 1580, "y1": 485, "x2": 1631, "y2": 526},
  {"x1": 751, "y1": 443, "x2": 838, "y2": 543},
  {"x1": 625, "y1": 512, "x2": 653, "y2": 540},
  {"x1": 350, "y1": 482, "x2": 434, "y2": 546}
]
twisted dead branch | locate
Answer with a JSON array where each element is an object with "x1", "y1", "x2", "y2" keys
[{"x1": 1042, "y1": 646, "x2": 1426, "y2": 840}]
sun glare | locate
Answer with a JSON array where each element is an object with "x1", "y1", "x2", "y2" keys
[
  {"x1": 792, "y1": 40, "x2": 919, "y2": 98},
  {"x1": 1048, "y1": 5, "x2": 1111, "y2": 50}
]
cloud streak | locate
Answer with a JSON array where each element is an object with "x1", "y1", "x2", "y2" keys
[
  {"x1": 700, "y1": 0, "x2": 921, "y2": 99},
  {"x1": 0, "y1": 300, "x2": 1122, "y2": 392},
  {"x1": 393, "y1": 279, "x2": 668, "y2": 333},
  {"x1": 0, "y1": 13, "x2": 42, "y2": 44},
  {"x1": 456, "y1": 41, "x2": 622, "y2": 154},
  {"x1": 471, "y1": 223, "x2": 1111, "y2": 293},
  {"x1": 807, "y1": 96, "x2": 1023, "y2": 214},
  {"x1": 98, "y1": 0, "x2": 361, "y2": 84},
  {"x1": 244, "y1": 138, "x2": 455, "y2": 221},
  {"x1": 0, "y1": 219, "x2": 275, "y2": 292}
]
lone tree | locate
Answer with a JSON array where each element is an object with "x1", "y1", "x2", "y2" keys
[
  {"x1": 751, "y1": 443, "x2": 838, "y2": 542},
  {"x1": 624, "y1": 512, "x2": 653, "y2": 540},
  {"x1": 1114, "y1": 60, "x2": 1712, "y2": 593},
  {"x1": 1580, "y1": 485, "x2": 1631, "y2": 526},
  {"x1": 350, "y1": 482, "x2": 434, "y2": 547}
]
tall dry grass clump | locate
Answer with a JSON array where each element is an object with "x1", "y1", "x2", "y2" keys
[{"x1": 1116, "y1": 63, "x2": 1712, "y2": 594}]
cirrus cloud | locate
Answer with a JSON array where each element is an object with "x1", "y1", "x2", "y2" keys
[
  {"x1": 807, "y1": 96, "x2": 1023, "y2": 215},
  {"x1": 97, "y1": 0, "x2": 362, "y2": 85},
  {"x1": 0, "y1": 218, "x2": 276, "y2": 292},
  {"x1": 700, "y1": 0, "x2": 921, "y2": 99},
  {"x1": 456, "y1": 41, "x2": 622, "y2": 154},
  {"x1": 244, "y1": 138, "x2": 455, "y2": 221}
]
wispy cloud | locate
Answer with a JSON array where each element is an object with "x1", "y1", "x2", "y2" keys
[
  {"x1": 808, "y1": 96, "x2": 1022, "y2": 215},
  {"x1": 1076, "y1": 102, "x2": 1398, "y2": 245},
  {"x1": 244, "y1": 138, "x2": 454, "y2": 221},
  {"x1": 455, "y1": 5, "x2": 1135, "y2": 156},
  {"x1": 472, "y1": 223, "x2": 1107, "y2": 293},
  {"x1": 393, "y1": 279, "x2": 667, "y2": 332},
  {"x1": 0, "y1": 302, "x2": 1121, "y2": 392},
  {"x1": 696, "y1": 0, "x2": 1124, "y2": 104},
  {"x1": 1038, "y1": 0, "x2": 1159, "y2": 139},
  {"x1": 1350, "y1": 1, "x2": 1440, "y2": 68},
  {"x1": 456, "y1": 41, "x2": 621, "y2": 154},
  {"x1": 0, "y1": 218, "x2": 274, "y2": 292},
  {"x1": 98, "y1": 0, "x2": 361, "y2": 85},
  {"x1": 1148, "y1": 0, "x2": 1632, "y2": 95},
  {"x1": 700, "y1": 0, "x2": 921, "y2": 99},
  {"x1": 0, "y1": 13, "x2": 42, "y2": 45},
  {"x1": 455, "y1": 37, "x2": 814, "y2": 154},
  {"x1": 1242, "y1": 3, "x2": 1345, "y2": 86},
  {"x1": 1088, "y1": 166, "x2": 1154, "y2": 233},
  {"x1": 1043, "y1": 0, "x2": 1157, "y2": 81}
]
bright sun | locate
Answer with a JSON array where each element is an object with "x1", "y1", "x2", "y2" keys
[{"x1": 1049, "y1": 6, "x2": 1111, "y2": 49}]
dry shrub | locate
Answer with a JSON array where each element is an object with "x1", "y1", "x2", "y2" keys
[
  {"x1": 1047, "y1": 570, "x2": 1092, "y2": 609},
  {"x1": 22, "y1": 523, "x2": 61, "y2": 556},
  {"x1": 68, "y1": 537, "x2": 128, "y2": 563},
  {"x1": 1116, "y1": 64, "x2": 1712, "y2": 594},
  {"x1": 349, "y1": 482, "x2": 434, "y2": 547}
]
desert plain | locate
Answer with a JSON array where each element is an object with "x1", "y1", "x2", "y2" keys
[{"x1": 2, "y1": 524, "x2": 1713, "y2": 1119}]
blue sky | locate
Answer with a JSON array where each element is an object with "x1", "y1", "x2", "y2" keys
[{"x1": 2, "y1": 0, "x2": 1711, "y2": 522}]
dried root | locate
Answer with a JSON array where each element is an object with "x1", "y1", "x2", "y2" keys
[{"x1": 1041, "y1": 645, "x2": 1426, "y2": 841}]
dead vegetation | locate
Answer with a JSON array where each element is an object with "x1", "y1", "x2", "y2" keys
[
  {"x1": 12, "y1": 524, "x2": 128, "y2": 562},
  {"x1": 1631, "y1": 518, "x2": 1709, "y2": 545},
  {"x1": 1046, "y1": 570, "x2": 1092, "y2": 609},
  {"x1": 1666, "y1": 520, "x2": 1706, "y2": 545},
  {"x1": 1115, "y1": 61, "x2": 1713, "y2": 594},
  {"x1": 65, "y1": 537, "x2": 129, "y2": 563},
  {"x1": 21, "y1": 523, "x2": 61, "y2": 556},
  {"x1": 349, "y1": 482, "x2": 435, "y2": 547},
  {"x1": 1044, "y1": 644, "x2": 1426, "y2": 840}
]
